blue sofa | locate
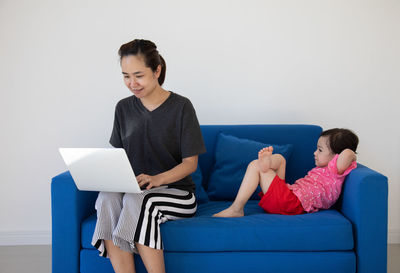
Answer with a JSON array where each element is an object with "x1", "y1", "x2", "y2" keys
[{"x1": 51, "y1": 125, "x2": 388, "y2": 273}]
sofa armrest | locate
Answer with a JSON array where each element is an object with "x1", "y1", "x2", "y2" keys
[
  {"x1": 51, "y1": 171, "x2": 98, "y2": 273},
  {"x1": 338, "y1": 164, "x2": 388, "y2": 273}
]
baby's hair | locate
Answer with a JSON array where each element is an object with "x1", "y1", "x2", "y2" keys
[{"x1": 320, "y1": 128, "x2": 359, "y2": 154}]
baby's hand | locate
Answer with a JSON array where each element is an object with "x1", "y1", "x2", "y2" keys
[{"x1": 337, "y1": 149, "x2": 357, "y2": 175}]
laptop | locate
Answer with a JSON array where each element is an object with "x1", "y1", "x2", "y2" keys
[{"x1": 59, "y1": 148, "x2": 142, "y2": 193}]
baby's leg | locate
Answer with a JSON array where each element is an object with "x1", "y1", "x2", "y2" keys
[
  {"x1": 259, "y1": 169, "x2": 277, "y2": 194},
  {"x1": 213, "y1": 159, "x2": 272, "y2": 217},
  {"x1": 258, "y1": 147, "x2": 286, "y2": 180}
]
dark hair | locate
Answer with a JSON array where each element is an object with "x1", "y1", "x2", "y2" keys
[
  {"x1": 320, "y1": 128, "x2": 359, "y2": 154},
  {"x1": 118, "y1": 39, "x2": 166, "y2": 85}
]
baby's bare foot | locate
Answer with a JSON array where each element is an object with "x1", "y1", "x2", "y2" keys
[
  {"x1": 259, "y1": 146, "x2": 273, "y2": 157},
  {"x1": 258, "y1": 146, "x2": 274, "y2": 172},
  {"x1": 212, "y1": 206, "x2": 244, "y2": 218}
]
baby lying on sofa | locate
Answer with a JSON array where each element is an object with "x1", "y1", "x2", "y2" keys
[{"x1": 213, "y1": 128, "x2": 358, "y2": 217}]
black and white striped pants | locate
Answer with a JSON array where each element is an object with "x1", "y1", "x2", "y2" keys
[{"x1": 91, "y1": 186, "x2": 197, "y2": 257}]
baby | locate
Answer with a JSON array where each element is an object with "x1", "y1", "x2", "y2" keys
[{"x1": 213, "y1": 128, "x2": 358, "y2": 217}]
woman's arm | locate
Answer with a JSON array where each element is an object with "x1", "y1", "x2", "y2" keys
[
  {"x1": 336, "y1": 149, "x2": 357, "y2": 175},
  {"x1": 137, "y1": 155, "x2": 198, "y2": 190}
]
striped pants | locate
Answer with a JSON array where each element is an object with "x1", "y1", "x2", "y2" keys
[{"x1": 91, "y1": 186, "x2": 197, "y2": 257}]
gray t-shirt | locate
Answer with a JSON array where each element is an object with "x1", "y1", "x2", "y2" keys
[{"x1": 110, "y1": 92, "x2": 206, "y2": 192}]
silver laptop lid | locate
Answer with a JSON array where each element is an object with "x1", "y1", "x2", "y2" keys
[{"x1": 59, "y1": 148, "x2": 142, "y2": 193}]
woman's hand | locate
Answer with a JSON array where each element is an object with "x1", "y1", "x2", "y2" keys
[
  {"x1": 137, "y1": 174, "x2": 164, "y2": 190},
  {"x1": 136, "y1": 156, "x2": 198, "y2": 190}
]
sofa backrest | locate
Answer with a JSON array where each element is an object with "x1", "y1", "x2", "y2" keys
[{"x1": 198, "y1": 124, "x2": 322, "y2": 188}]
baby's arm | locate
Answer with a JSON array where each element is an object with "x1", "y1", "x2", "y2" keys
[{"x1": 336, "y1": 149, "x2": 357, "y2": 175}]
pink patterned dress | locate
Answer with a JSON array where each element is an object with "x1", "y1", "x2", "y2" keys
[{"x1": 287, "y1": 154, "x2": 357, "y2": 213}]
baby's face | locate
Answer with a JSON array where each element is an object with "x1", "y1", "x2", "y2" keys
[{"x1": 314, "y1": 136, "x2": 335, "y2": 167}]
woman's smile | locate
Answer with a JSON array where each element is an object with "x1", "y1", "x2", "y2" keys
[{"x1": 132, "y1": 87, "x2": 144, "y2": 95}]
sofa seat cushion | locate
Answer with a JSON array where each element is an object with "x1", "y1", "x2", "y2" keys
[{"x1": 81, "y1": 200, "x2": 353, "y2": 252}]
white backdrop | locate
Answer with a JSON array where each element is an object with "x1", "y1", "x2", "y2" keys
[{"x1": 0, "y1": 0, "x2": 399, "y2": 244}]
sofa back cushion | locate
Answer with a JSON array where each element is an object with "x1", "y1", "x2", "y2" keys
[
  {"x1": 198, "y1": 125, "x2": 322, "y2": 198},
  {"x1": 191, "y1": 165, "x2": 209, "y2": 203},
  {"x1": 207, "y1": 133, "x2": 293, "y2": 200}
]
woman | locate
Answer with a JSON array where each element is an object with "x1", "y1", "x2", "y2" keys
[{"x1": 91, "y1": 39, "x2": 206, "y2": 273}]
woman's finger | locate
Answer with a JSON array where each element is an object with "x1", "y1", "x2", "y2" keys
[{"x1": 148, "y1": 180, "x2": 156, "y2": 189}]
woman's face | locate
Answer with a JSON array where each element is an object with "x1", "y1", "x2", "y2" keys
[{"x1": 121, "y1": 55, "x2": 161, "y2": 98}]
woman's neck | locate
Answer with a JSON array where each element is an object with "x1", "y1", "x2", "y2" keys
[{"x1": 140, "y1": 86, "x2": 170, "y2": 111}]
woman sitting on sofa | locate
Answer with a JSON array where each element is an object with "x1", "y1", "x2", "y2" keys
[{"x1": 91, "y1": 39, "x2": 206, "y2": 273}]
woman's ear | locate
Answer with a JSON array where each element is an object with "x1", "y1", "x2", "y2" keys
[{"x1": 155, "y1": 64, "x2": 162, "y2": 78}]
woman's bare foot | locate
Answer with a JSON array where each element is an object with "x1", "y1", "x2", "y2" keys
[
  {"x1": 258, "y1": 146, "x2": 274, "y2": 172},
  {"x1": 212, "y1": 205, "x2": 244, "y2": 217}
]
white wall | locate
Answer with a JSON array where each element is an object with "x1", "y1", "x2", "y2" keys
[{"x1": 0, "y1": 0, "x2": 399, "y2": 244}]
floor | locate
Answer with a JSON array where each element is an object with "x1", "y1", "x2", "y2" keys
[{"x1": 0, "y1": 244, "x2": 399, "y2": 272}]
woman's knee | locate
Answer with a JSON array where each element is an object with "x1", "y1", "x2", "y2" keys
[
  {"x1": 96, "y1": 192, "x2": 123, "y2": 209},
  {"x1": 122, "y1": 193, "x2": 142, "y2": 209}
]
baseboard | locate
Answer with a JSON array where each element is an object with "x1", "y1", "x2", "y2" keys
[
  {"x1": 389, "y1": 229, "x2": 400, "y2": 244},
  {"x1": 0, "y1": 230, "x2": 51, "y2": 246}
]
